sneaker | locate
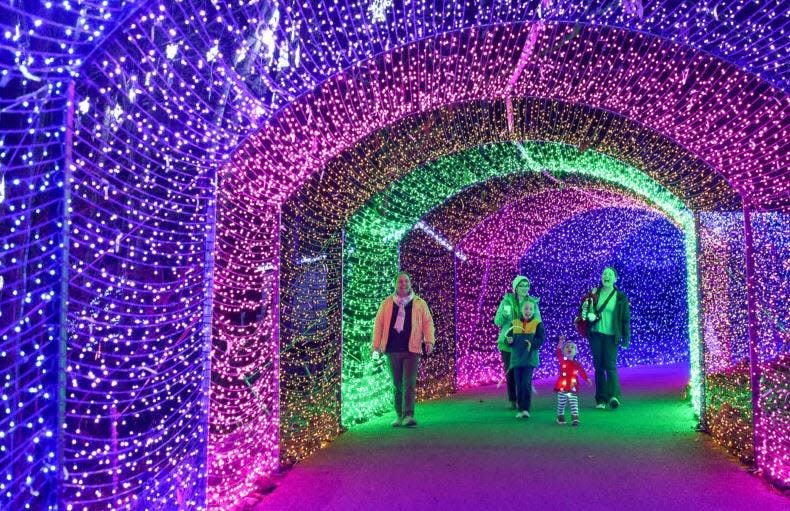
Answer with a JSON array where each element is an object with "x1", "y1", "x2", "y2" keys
[
  {"x1": 515, "y1": 411, "x2": 525, "y2": 418},
  {"x1": 595, "y1": 403, "x2": 606, "y2": 410},
  {"x1": 556, "y1": 415, "x2": 566, "y2": 425},
  {"x1": 609, "y1": 397, "x2": 620, "y2": 410},
  {"x1": 522, "y1": 410, "x2": 530, "y2": 419},
  {"x1": 403, "y1": 416, "x2": 417, "y2": 427},
  {"x1": 571, "y1": 415, "x2": 579, "y2": 426},
  {"x1": 391, "y1": 417, "x2": 402, "y2": 428}
]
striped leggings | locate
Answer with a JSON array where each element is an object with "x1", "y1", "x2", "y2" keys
[{"x1": 556, "y1": 392, "x2": 579, "y2": 417}]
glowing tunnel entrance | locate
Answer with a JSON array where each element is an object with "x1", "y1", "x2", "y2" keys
[
  {"x1": 3, "y1": 2, "x2": 789, "y2": 510},
  {"x1": 339, "y1": 141, "x2": 700, "y2": 427}
]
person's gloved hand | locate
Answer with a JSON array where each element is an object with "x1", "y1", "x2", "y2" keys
[
  {"x1": 619, "y1": 340, "x2": 630, "y2": 349},
  {"x1": 586, "y1": 312, "x2": 597, "y2": 322},
  {"x1": 424, "y1": 343, "x2": 435, "y2": 356}
]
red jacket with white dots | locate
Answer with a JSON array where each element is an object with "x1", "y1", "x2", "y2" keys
[{"x1": 553, "y1": 348, "x2": 590, "y2": 393}]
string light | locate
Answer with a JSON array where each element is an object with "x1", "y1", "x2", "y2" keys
[
  {"x1": 340, "y1": 141, "x2": 701, "y2": 427},
  {"x1": 267, "y1": 99, "x2": 726, "y2": 470},
  {"x1": 750, "y1": 212, "x2": 790, "y2": 486},
  {"x1": 704, "y1": 361, "x2": 754, "y2": 463},
  {"x1": 1, "y1": 1, "x2": 788, "y2": 509},
  {"x1": 401, "y1": 176, "x2": 688, "y2": 393},
  {"x1": 445, "y1": 184, "x2": 688, "y2": 386}
]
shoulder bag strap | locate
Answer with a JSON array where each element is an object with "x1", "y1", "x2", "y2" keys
[{"x1": 594, "y1": 289, "x2": 616, "y2": 314}]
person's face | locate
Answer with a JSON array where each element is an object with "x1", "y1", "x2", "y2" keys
[
  {"x1": 395, "y1": 274, "x2": 412, "y2": 296},
  {"x1": 563, "y1": 343, "x2": 577, "y2": 359},
  {"x1": 516, "y1": 281, "x2": 530, "y2": 297},
  {"x1": 523, "y1": 301, "x2": 534, "y2": 318},
  {"x1": 601, "y1": 268, "x2": 617, "y2": 287}
]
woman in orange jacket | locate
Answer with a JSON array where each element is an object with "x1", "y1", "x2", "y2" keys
[{"x1": 371, "y1": 272, "x2": 435, "y2": 428}]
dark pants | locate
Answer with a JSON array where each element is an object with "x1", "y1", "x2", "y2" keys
[
  {"x1": 513, "y1": 366, "x2": 535, "y2": 412},
  {"x1": 500, "y1": 351, "x2": 516, "y2": 403},
  {"x1": 387, "y1": 352, "x2": 420, "y2": 418},
  {"x1": 589, "y1": 331, "x2": 621, "y2": 404}
]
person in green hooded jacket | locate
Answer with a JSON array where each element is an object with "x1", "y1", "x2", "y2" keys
[{"x1": 494, "y1": 275, "x2": 541, "y2": 409}]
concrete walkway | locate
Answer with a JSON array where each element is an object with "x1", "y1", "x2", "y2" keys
[{"x1": 255, "y1": 364, "x2": 788, "y2": 510}]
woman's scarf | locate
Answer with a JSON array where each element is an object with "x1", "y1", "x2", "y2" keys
[{"x1": 392, "y1": 292, "x2": 415, "y2": 333}]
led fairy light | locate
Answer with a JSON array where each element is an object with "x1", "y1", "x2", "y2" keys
[
  {"x1": 274, "y1": 99, "x2": 728, "y2": 466},
  {"x1": 444, "y1": 184, "x2": 677, "y2": 386},
  {"x1": 229, "y1": 24, "x2": 786, "y2": 211},
  {"x1": 277, "y1": 200, "x2": 343, "y2": 466},
  {"x1": 697, "y1": 212, "x2": 753, "y2": 463},
  {"x1": 455, "y1": 206, "x2": 688, "y2": 381},
  {"x1": 61, "y1": 1, "x2": 285, "y2": 505},
  {"x1": 695, "y1": 213, "x2": 789, "y2": 481},
  {"x1": 0, "y1": 1, "x2": 141, "y2": 509},
  {"x1": 1, "y1": 1, "x2": 788, "y2": 509},
  {"x1": 400, "y1": 178, "x2": 683, "y2": 389},
  {"x1": 399, "y1": 228, "x2": 458, "y2": 399},
  {"x1": 209, "y1": 203, "x2": 280, "y2": 508},
  {"x1": 749, "y1": 212, "x2": 790, "y2": 487},
  {"x1": 698, "y1": 213, "x2": 750, "y2": 371},
  {"x1": 704, "y1": 361, "x2": 754, "y2": 464},
  {"x1": 220, "y1": 16, "x2": 790, "y2": 493},
  {"x1": 341, "y1": 141, "x2": 699, "y2": 428},
  {"x1": 276, "y1": 99, "x2": 756, "y2": 468}
]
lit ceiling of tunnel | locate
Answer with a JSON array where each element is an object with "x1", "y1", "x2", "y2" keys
[
  {"x1": 277, "y1": 98, "x2": 738, "y2": 243},
  {"x1": 408, "y1": 173, "x2": 671, "y2": 260},
  {"x1": 221, "y1": 23, "x2": 787, "y2": 209}
]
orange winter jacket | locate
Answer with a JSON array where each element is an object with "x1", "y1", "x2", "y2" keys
[{"x1": 372, "y1": 295, "x2": 435, "y2": 355}]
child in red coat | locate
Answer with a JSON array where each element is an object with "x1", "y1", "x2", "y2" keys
[{"x1": 554, "y1": 335, "x2": 590, "y2": 426}]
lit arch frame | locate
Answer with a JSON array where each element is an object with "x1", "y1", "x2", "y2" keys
[
  {"x1": 209, "y1": 21, "x2": 790, "y2": 497},
  {"x1": 271, "y1": 97, "x2": 733, "y2": 475},
  {"x1": 57, "y1": 21, "x2": 789, "y2": 508},
  {"x1": 340, "y1": 141, "x2": 700, "y2": 426},
  {"x1": 227, "y1": 23, "x2": 788, "y2": 208}
]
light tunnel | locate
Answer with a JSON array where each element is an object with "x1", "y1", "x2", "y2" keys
[{"x1": 1, "y1": 1, "x2": 789, "y2": 510}]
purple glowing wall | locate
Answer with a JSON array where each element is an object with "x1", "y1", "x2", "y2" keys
[{"x1": 456, "y1": 208, "x2": 687, "y2": 385}]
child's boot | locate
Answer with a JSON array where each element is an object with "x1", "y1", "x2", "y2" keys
[
  {"x1": 571, "y1": 415, "x2": 579, "y2": 426},
  {"x1": 556, "y1": 415, "x2": 566, "y2": 425}
]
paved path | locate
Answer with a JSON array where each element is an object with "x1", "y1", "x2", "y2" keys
[{"x1": 255, "y1": 364, "x2": 788, "y2": 510}]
